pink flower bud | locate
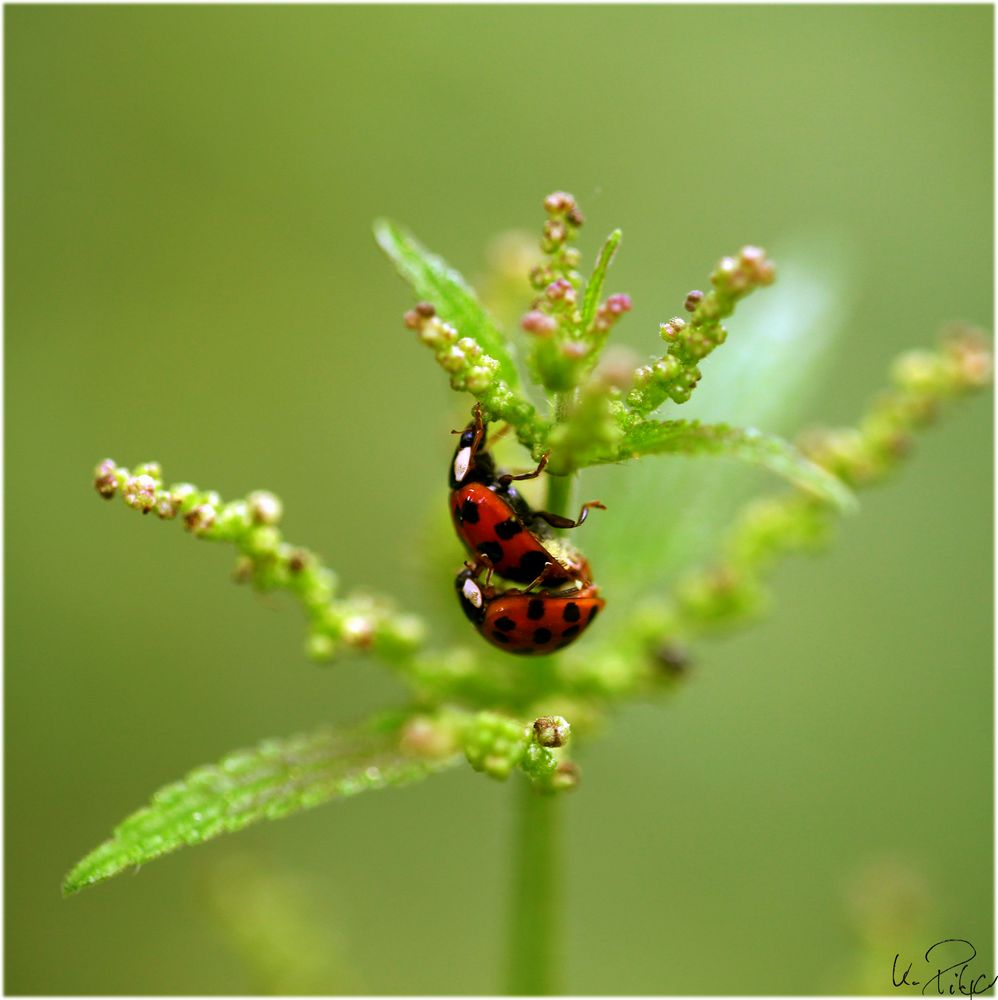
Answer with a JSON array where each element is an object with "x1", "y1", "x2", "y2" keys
[{"x1": 521, "y1": 310, "x2": 557, "y2": 336}]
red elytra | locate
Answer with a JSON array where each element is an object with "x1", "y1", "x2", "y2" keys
[
  {"x1": 455, "y1": 567, "x2": 605, "y2": 656},
  {"x1": 448, "y1": 406, "x2": 602, "y2": 586}
]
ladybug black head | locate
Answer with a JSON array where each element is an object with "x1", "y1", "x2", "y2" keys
[
  {"x1": 449, "y1": 420, "x2": 494, "y2": 489},
  {"x1": 455, "y1": 568, "x2": 487, "y2": 624}
]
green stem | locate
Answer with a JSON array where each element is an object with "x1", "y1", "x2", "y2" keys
[
  {"x1": 545, "y1": 391, "x2": 574, "y2": 529},
  {"x1": 544, "y1": 473, "x2": 573, "y2": 530},
  {"x1": 504, "y1": 434, "x2": 571, "y2": 995},
  {"x1": 505, "y1": 779, "x2": 561, "y2": 995}
]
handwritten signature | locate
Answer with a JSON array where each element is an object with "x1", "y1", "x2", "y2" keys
[{"x1": 893, "y1": 939, "x2": 997, "y2": 996}]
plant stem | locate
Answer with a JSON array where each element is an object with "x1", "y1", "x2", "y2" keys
[
  {"x1": 504, "y1": 432, "x2": 571, "y2": 995},
  {"x1": 506, "y1": 778, "x2": 561, "y2": 995},
  {"x1": 544, "y1": 473, "x2": 573, "y2": 531},
  {"x1": 545, "y1": 390, "x2": 574, "y2": 528}
]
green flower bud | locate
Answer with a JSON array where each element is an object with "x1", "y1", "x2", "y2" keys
[
  {"x1": 465, "y1": 365, "x2": 495, "y2": 393},
  {"x1": 374, "y1": 613, "x2": 427, "y2": 657},
  {"x1": 892, "y1": 351, "x2": 944, "y2": 393},
  {"x1": 465, "y1": 712, "x2": 529, "y2": 780},
  {"x1": 520, "y1": 743, "x2": 557, "y2": 781},
  {"x1": 214, "y1": 500, "x2": 251, "y2": 538},
  {"x1": 184, "y1": 503, "x2": 217, "y2": 535},
  {"x1": 247, "y1": 491, "x2": 283, "y2": 526},
  {"x1": 93, "y1": 459, "x2": 119, "y2": 499},
  {"x1": 122, "y1": 474, "x2": 158, "y2": 513},
  {"x1": 156, "y1": 494, "x2": 181, "y2": 520},
  {"x1": 533, "y1": 715, "x2": 570, "y2": 748},
  {"x1": 133, "y1": 461, "x2": 162, "y2": 481},
  {"x1": 244, "y1": 525, "x2": 280, "y2": 556},
  {"x1": 169, "y1": 484, "x2": 199, "y2": 512},
  {"x1": 341, "y1": 614, "x2": 375, "y2": 648}
]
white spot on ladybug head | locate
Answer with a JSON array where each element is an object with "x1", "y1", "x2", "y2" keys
[
  {"x1": 453, "y1": 446, "x2": 472, "y2": 484},
  {"x1": 462, "y1": 576, "x2": 483, "y2": 608}
]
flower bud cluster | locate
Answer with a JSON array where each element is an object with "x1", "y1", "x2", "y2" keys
[
  {"x1": 462, "y1": 710, "x2": 578, "y2": 789},
  {"x1": 403, "y1": 303, "x2": 502, "y2": 393},
  {"x1": 520, "y1": 193, "x2": 635, "y2": 395},
  {"x1": 538, "y1": 191, "x2": 584, "y2": 262},
  {"x1": 627, "y1": 246, "x2": 776, "y2": 413},
  {"x1": 464, "y1": 712, "x2": 531, "y2": 780},
  {"x1": 520, "y1": 193, "x2": 593, "y2": 391},
  {"x1": 800, "y1": 326, "x2": 992, "y2": 489},
  {"x1": 93, "y1": 459, "x2": 431, "y2": 670},
  {"x1": 592, "y1": 293, "x2": 633, "y2": 334},
  {"x1": 621, "y1": 328, "x2": 991, "y2": 676},
  {"x1": 402, "y1": 302, "x2": 542, "y2": 442}
]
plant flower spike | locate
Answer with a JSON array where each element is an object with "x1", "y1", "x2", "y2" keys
[{"x1": 70, "y1": 192, "x2": 991, "y2": 995}]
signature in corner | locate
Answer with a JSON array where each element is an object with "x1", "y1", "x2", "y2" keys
[{"x1": 893, "y1": 939, "x2": 997, "y2": 997}]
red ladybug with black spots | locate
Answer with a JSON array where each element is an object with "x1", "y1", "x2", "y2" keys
[
  {"x1": 455, "y1": 566, "x2": 605, "y2": 655},
  {"x1": 449, "y1": 405, "x2": 603, "y2": 586}
]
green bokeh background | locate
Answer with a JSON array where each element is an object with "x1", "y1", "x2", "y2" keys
[{"x1": 5, "y1": 5, "x2": 992, "y2": 995}]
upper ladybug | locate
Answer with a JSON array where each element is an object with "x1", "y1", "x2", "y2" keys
[{"x1": 448, "y1": 405, "x2": 603, "y2": 586}]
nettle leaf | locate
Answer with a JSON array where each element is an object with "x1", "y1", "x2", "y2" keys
[
  {"x1": 581, "y1": 229, "x2": 622, "y2": 332},
  {"x1": 63, "y1": 719, "x2": 459, "y2": 896},
  {"x1": 616, "y1": 420, "x2": 856, "y2": 511},
  {"x1": 374, "y1": 218, "x2": 520, "y2": 388}
]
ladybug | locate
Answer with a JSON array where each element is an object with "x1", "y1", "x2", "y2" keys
[
  {"x1": 449, "y1": 405, "x2": 603, "y2": 586},
  {"x1": 455, "y1": 566, "x2": 605, "y2": 656}
]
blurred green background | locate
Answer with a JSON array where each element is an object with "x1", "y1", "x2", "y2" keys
[{"x1": 5, "y1": 5, "x2": 992, "y2": 995}]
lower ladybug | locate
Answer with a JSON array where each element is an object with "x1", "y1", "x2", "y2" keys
[
  {"x1": 449, "y1": 404, "x2": 604, "y2": 586},
  {"x1": 455, "y1": 567, "x2": 605, "y2": 656}
]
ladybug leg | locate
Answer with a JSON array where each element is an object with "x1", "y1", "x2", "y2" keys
[
  {"x1": 519, "y1": 560, "x2": 561, "y2": 594},
  {"x1": 533, "y1": 500, "x2": 606, "y2": 530},
  {"x1": 469, "y1": 404, "x2": 485, "y2": 455},
  {"x1": 497, "y1": 451, "x2": 550, "y2": 488},
  {"x1": 466, "y1": 554, "x2": 496, "y2": 588}
]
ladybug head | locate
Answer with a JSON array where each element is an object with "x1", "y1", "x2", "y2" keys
[
  {"x1": 449, "y1": 420, "x2": 494, "y2": 489},
  {"x1": 455, "y1": 568, "x2": 487, "y2": 623}
]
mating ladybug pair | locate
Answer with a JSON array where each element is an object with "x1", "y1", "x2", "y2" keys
[{"x1": 448, "y1": 405, "x2": 605, "y2": 655}]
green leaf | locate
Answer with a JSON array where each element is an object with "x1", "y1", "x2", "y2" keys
[
  {"x1": 374, "y1": 218, "x2": 520, "y2": 388},
  {"x1": 616, "y1": 420, "x2": 856, "y2": 511},
  {"x1": 63, "y1": 718, "x2": 459, "y2": 896},
  {"x1": 581, "y1": 229, "x2": 622, "y2": 332}
]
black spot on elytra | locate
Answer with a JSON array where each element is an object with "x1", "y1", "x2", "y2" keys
[
  {"x1": 477, "y1": 541, "x2": 504, "y2": 565},
  {"x1": 518, "y1": 550, "x2": 548, "y2": 580},
  {"x1": 532, "y1": 627, "x2": 552, "y2": 644},
  {"x1": 587, "y1": 605, "x2": 600, "y2": 623},
  {"x1": 527, "y1": 599, "x2": 545, "y2": 621},
  {"x1": 490, "y1": 630, "x2": 510, "y2": 644},
  {"x1": 561, "y1": 624, "x2": 580, "y2": 640},
  {"x1": 461, "y1": 499, "x2": 480, "y2": 524},
  {"x1": 495, "y1": 617, "x2": 516, "y2": 632},
  {"x1": 563, "y1": 602, "x2": 580, "y2": 622},
  {"x1": 495, "y1": 518, "x2": 523, "y2": 540}
]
